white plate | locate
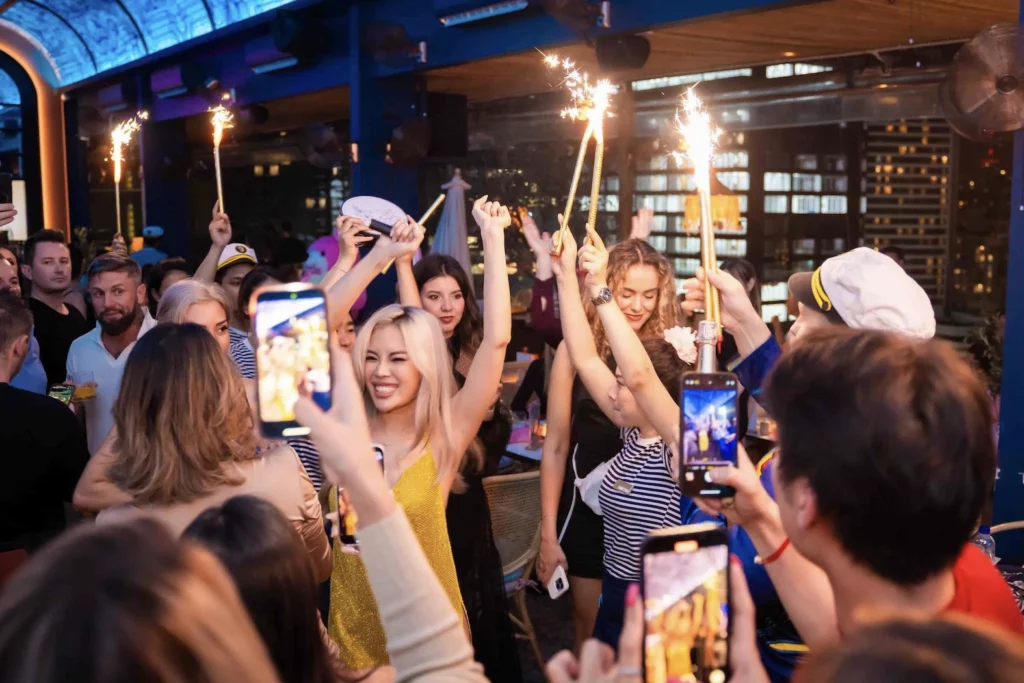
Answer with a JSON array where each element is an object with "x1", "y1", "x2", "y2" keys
[{"x1": 342, "y1": 196, "x2": 406, "y2": 228}]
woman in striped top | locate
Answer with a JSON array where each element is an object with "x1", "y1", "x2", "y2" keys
[{"x1": 552, "y1": 231, "x2": 694, "y2": 648}]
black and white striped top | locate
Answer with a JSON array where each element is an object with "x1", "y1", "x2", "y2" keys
[
  {"x1": 598, "y1": 427, "x2": 683, "y2": 581},
  {"x1": 288, "y1": 437, "x2": 325, "y2": 491},
  {"x1": 229, "y1": 328, "x2": 256, "y2": 380}
]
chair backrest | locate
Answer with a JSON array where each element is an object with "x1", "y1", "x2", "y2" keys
[{"x1": 482, "y1": 470, "x2": 541, "y2": 576}]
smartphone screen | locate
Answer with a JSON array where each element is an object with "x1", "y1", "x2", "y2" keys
[
  {"x1": 642, "y1": 525, "x2": 730, "y2": 683},
  {"x1": 254, "y1": 286, "x2": 332, "y2": 438},
  {"x1": 680, "y1": 372, "x2": 739, "y2": 497},
  {"x1": 337, "y1": 445, "x2": 386, "y2": 546},
  {"x1": 47, "y1": 383, "x2": 74, "y2": 405}
]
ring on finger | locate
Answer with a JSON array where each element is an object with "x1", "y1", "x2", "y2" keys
[{"x1": 721, "y1": 497, "x2": 735, "y2": 508}]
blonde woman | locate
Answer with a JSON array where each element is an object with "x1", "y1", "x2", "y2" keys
[
  {"x1": 538, "y1": 233, "x2": 678, "y2": 647},
  {"x1": 91, "y1": 323, "x2": 331, "y2": 582},
  {"x1": 325, "y1": 199, "x2": 511, "y2": 675}
]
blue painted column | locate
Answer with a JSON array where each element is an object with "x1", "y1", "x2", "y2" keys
[
  {"x1": 141, "y1": 118, "x2": 190, "y2": 259},
  {"x1": 348, "y1": 1, "x2": 420, "y2": 317},
  {"x1": 994, "y1": 0, "x2": 1024, "y2": 561}
]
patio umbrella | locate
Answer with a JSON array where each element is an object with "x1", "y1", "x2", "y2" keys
[{"x1": 431, "y1": 170, "x2": 472, "y2": 275}]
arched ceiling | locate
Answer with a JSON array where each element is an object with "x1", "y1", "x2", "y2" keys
[{"x1": 0, "y1": 0, "x2": 299, "y2": 87}]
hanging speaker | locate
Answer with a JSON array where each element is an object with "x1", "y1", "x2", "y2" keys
[{"x1": 595, "y1": 34, "x2": 650, "y2": 71}]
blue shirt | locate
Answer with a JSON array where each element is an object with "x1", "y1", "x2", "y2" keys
[
  {"x1": 130, "y1": 247, "x2": 169, "y2": 268},
  {"x1": 10, "y1": 327, "x2": 47, "y2": 395},
  {"x1": 732, "y1": 337, "x2": 783, "y2": 410},
  {"x1": 681, "y1": 453, "x2": 806, "y2": 682}
]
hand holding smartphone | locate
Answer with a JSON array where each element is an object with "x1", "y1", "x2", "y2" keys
[
  {"x1": 642, "y1": 524, "x2": 730, "y2": 683},
  {"x1": 253, "y1": 284, "x2": 332, "y2": 438},
  {"x1": 679, "y1": 372, "x2": 740, "y2": 498},
  {"x1": 336, "y1": 445, "x2": 386, "y2": 547}
]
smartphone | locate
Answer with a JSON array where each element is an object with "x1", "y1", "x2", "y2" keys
[
  {"x1": 47, "y1": 383, "x2": 74, "y2": 405},
  {"x1": 355, "y1": 218, "x2": 394, "y2": 240},
  {"x1": 337, "y1": 445, "x2": 386, "y2": 546},
  {"x1": 547, "y1": 565, "x2": 569, "y2": 600},
  {"x1": 679, "y1": 372, "x2": 740, "y2": 498},
  {"x1": 253, "y1": 284, "x2": 332, "y2": 439},
  {"x1": 642, "y1": 524, "x2": 730, "y2": 683},
  {"x1": 0, "y1": 173, "x2": 11, "y2": 205}
]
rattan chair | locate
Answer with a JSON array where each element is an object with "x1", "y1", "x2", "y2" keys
[{"x1": 482, "y1": 470, "x2": 544, "y2": 669}]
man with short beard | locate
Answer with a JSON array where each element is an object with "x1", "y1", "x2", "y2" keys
[
  {"x1": 66, "y1": 254, "x2": 155, "y2": 454},
  {"x1": 19, "y1": 230, "x2": 89, "y2": 386}
]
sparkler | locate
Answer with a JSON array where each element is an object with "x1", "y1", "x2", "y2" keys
[
  {"x1": 381, "y1": 193, "x2": 446, "y2": 274},
  {"x1": 543, "y1": 53, "x2": 614, "y2": 253},
  {"x1": 210, "y1": 104, "x2": 234, "y2": 214},
  {"x1": 674, "y1": 87, "x2": 722, "y2": 347},
  {"x1": 110, "y1": 111, "x2": 148, "y2": 238}
]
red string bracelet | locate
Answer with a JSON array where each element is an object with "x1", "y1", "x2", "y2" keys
[{"x1": 755, "y1": 538, "x2": 791, "y2": 566}]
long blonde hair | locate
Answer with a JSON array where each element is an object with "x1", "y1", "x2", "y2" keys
[
  {"x1": 584, "y1": 238, "x2": 678, "y2": 359},
  {"x1": 352, "y1": 305, "x2": 464, "y2": 483},
  {"x1": 109, "y1": 323, "x2": 257, "y2": 504},
  {"x1": 156, "y1": 279, "x2": 232, "y2": 324}
]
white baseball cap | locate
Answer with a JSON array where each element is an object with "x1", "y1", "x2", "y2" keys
[
  {"x1": 788, "y1": 247, "x2": 935, "y2": 340},
  {"x1": 217, "y1": 243, "x2": 258, "y2": 271}
]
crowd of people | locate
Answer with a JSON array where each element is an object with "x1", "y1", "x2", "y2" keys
[{"x1": 0, "y1": 188, "x2": 1022, "y2": 683}]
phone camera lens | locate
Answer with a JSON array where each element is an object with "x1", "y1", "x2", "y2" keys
[{"x1": 556, "y1": 579, "x2": 564, "y2": 590}]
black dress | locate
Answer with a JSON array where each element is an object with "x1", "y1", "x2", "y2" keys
[
  {"x1": 556, "y1": 377, "x2": 623, "y2": 580},
  {"x1": 447, "y1": 362, "x2": 523, "y2": 682}
]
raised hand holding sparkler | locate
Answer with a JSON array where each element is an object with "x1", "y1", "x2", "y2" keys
[
  {"x1": 210, "y1": 104, "x2": 234, "y2": 214},
  {"x1": 110, "y1": 111, "x2": 148, "y2": 238},
  {"x1": 674, "y1": 87, "x2": 722, "y2": 337},
  {"x1": 542, "y1": 53, "x2": 614, "y2": 255}
]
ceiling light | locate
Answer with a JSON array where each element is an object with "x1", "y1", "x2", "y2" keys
[{"x1": 440, "y1": 1, "x2": 529, "y2": 27}]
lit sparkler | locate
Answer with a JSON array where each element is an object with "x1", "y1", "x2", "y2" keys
[
  {"x1": 210, "y1": 104, "x2": 235, "y2": 214},
  {"x1": 543, "y1": 53, "x2": 614, "y2": 253},
  {"x1": 674, "y1": 87, "x2": 721, "y2": 339},
  {"x1": 110, "y1": 111, "x2": 148, "y2": 238}
]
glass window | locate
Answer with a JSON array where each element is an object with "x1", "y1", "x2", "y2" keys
[
  {"x1": 715, "y1": 239, "x2": 747, "y2": 257},
  {"x1": 716, "y1": 171, "x2": 750, "y2": 191},
  {"x1": 674, "y1": 258, "x2": 701, "y2": 276},
  {"x1": 795, "y1": 154, "x2": 818, "y2": 171},
  {"x1": 765, "y1": 195, "x2": 788, "y2": 214},
  {"x1": 791, "y1": 195, "x2": 820, "y2": 214},
  {"x1": 821, "y1": 238, "x2": 846, "y2": 254},
  {"x1": 604, "y1": 176, "x2": 620, "y2": 192},
  {"x1": 650, "y1": 156, "x2": 669, "y2": 171},
  {"x1": 793, "y1": 173, "x2": 822, "y2": 192},
  {"x1": 649, "y1": 235, "x2": 667, "y2": 251},
  {"x1": 764, "y1": 172, "x2": 792, "y2": 192},
  {"x1": 636, "y1": 175, "x2": 668, "y2": 191},
  {"x1": 822, "y1": 175, "x2": 848, "y2": 193},
  {"x1": 792, "y1": 238, "x2": 815, "y2": 255},
  {"x1": 761, "y1": 282, "x2": 789, "y2": 303},
  {"x1": 766, "y1": 63, "x2": 795, "y2": 79},
  {"x1": 714, "y1": 151, "x2": 749, "y2": 168},
  {"x1": 823, "y1": 155, "x2": 847, "y2": 172},
  {"x1": 821, "y1": 195, "x2": 848, "y2": 214},
  {"x1": 761, "y1": 303, "x2": 790, "y2": 323}
]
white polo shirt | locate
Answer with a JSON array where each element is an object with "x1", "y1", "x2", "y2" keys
[{"x1": 66, "y1": 312, "x2": 157, "y2": 455}]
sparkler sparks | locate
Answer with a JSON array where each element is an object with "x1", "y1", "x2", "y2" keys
[
  {"x1": 542, "y1": 52, "x2": 615, "y2": 251},
  {"x1": 673, "y1": 86, "x2": 722, "y2": 334},
  {"x1": 209, "y1": 104, "x2": 235, "y2": 213},
  {"x1": 110, "y1": 111, "x2": 148, "y2": 237}
]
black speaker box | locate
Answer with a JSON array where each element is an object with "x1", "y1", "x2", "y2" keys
[{"x1": 595, "y1": 33, "x2": 651, "y2": 71}]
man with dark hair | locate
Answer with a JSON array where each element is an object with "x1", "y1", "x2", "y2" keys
[
  {"x1": 0, "y1": 289, "x2": 89, "y2": 560},
  {"x1": 0, "y1": 258, "x2": 45, "y2": 394},
  {"x1": 705, "y1": 328, "x2": 1022, "y2": 651},
  {"x1": 66, "y1": 254, "x2": 155, "y2": 454},
  {"x1": 20, "y1": 230, "x2": 88, "y2": 386}
]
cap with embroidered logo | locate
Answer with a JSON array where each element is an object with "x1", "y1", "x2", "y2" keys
[
  {"x1": 217, "y1": 243, "x2": 258, "y2": 271},
  {"x1": 788, "y1": 247, "x2": 935, "y2": 340}
]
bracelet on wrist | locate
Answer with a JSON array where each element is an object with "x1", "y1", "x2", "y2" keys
[{"x1": 754, "y1": 537, "x2": 790, "y2": 566}]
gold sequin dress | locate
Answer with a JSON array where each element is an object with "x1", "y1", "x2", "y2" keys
[{"x1": 328, "y1": 447, "x2": 465, "y2": 668}]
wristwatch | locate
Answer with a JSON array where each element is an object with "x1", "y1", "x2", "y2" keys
[{"x1": 591, "y1": 286, "x2": 613, "y2": 306}]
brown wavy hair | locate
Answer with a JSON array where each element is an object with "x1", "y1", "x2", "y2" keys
[
  {"x1": 109, "y1": 323, "x2": 257, "y2": 504},
  {"x1": 584, "y1": 238, "x2": 678, "y2": 359}
]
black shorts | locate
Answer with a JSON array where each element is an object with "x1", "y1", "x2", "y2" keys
[{"x1": 557, "y1": 487, "x2": 605, "y2": 580}]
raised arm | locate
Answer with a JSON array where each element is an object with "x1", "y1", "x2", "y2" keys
[
  {"x1": 574, "y1": 229, "x2": 681, "y2": 448},
  {"x1": 194, "y1": 201, "x2": 232, "y2": 284},
  {"x1": 320, "y1": 216, "x2": 374, "y2": 292},
  {"x1": 323, "y1": 217, "x2": 423, "y2": 330},
  {"x1": 550, "y1": 228, "x2": 617, "y2": 422},
  {"x1": 450, "y1": 197, "x2": 512, "y2": 457},
  {"x1": 395, "y1": 255, "x2": 421, "y2": 308},
  {"x1": 536, "y1": 342, "x2": 574, "y2": 585}
]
